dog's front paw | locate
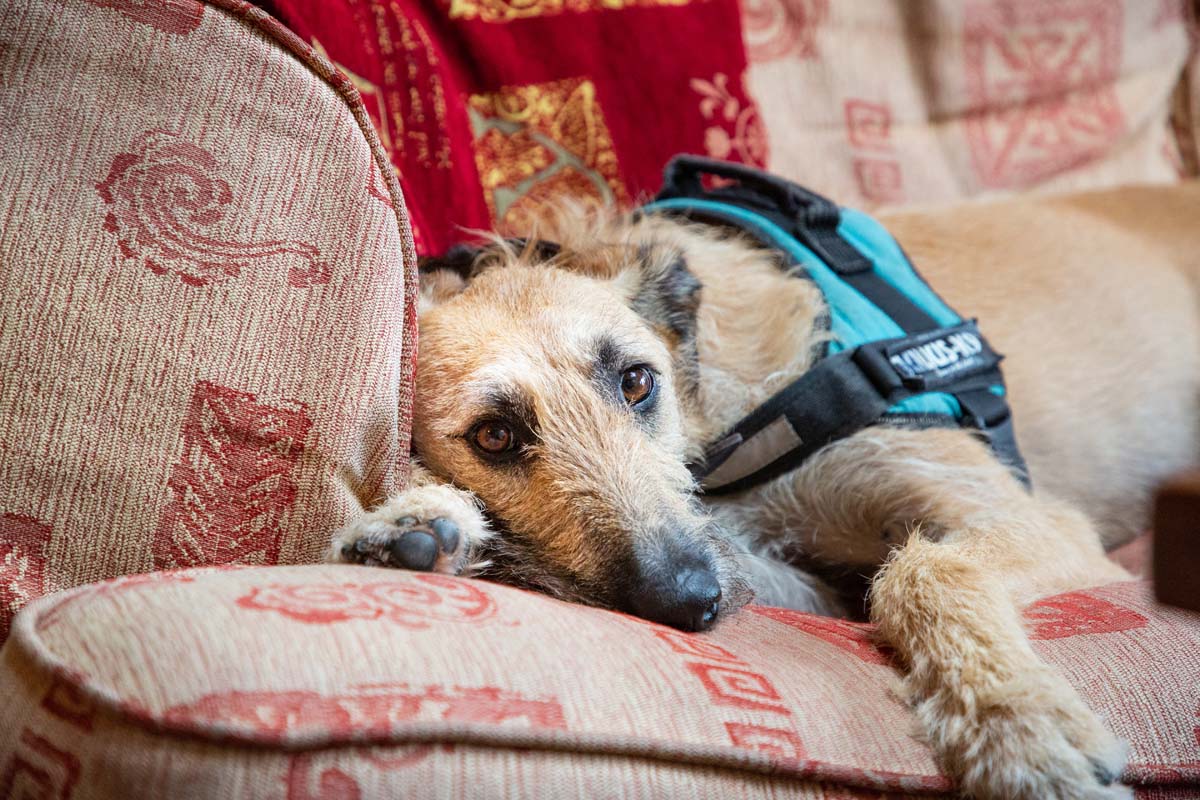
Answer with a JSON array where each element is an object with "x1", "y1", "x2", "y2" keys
[
  {"x1": 329, "y1": 485, "x2": 491, "y2": 575},
  {"x1": 921, "y1": 668, "x2": 1130, "y2": 800}
]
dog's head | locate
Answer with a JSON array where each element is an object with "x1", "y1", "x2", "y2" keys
[{"x1": 414, "y1": 219, "x2": 751, "y2": 631}]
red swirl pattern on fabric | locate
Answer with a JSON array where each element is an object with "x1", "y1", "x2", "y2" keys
[
  {"x1": 235, "y1": 574, "x2": 498, "y2": 628},
  {"x1": 741, "y1": 0, "x2": 828, "y2": 63},
  {"x1": 96, "y1": 130, "x2": 331, "y2": 287}
]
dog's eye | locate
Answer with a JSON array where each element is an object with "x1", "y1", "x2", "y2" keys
[
  {"x1": 621, "y1": 366, "x2": 654, "y2": 407},
  {"x1": 472, "y1": 421, "x2": 516, "y2": 454}
]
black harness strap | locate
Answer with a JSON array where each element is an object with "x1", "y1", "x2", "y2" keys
[{"x1": 653, "y1": 156, "x2": 1029, "y2": 493}]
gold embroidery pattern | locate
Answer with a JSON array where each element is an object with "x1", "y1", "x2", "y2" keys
[
  {"x1": 448, "y1": 0, "x2": 694, "y2": 23},
  {"x1": 469, "y1": 78, "x2": 629, "y2": 231}
]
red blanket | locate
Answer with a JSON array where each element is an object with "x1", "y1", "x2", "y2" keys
[{"x1": 264, "y1": 0, "x2": 763, "y2": 254}]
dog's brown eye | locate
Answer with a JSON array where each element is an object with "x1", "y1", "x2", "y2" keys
[
  {"x1": 621, "y1": 366, "x2": 654, "y2": 406},
  {"x1": 473, "y1": 422, "x2": 515, "y2": 454}
]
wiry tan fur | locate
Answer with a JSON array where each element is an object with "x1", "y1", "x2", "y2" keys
[{"x1": 330, "y1": 182, "x2": 1200, "y2": 799}]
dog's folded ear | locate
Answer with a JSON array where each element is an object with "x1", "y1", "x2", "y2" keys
[
  {"x1": 418, "y1": 243, "x2": 484, "y2": 282},
  {"x1": 623, "y1": 246, "x2": 703, "y2": 396},
  {"x1": 418, "y1": 238, "x2": 564, "y2": 309}
]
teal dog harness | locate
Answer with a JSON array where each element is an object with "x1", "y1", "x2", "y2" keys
[{"x1": 644, "y1": 156, "x2": 1028, "y2": 495}]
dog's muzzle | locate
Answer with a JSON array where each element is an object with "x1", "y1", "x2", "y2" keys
[{"x1": 626, "y1": 537, "x2": 722, "y2": 632}]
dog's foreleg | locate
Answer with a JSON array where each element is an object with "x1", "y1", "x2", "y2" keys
[
  {"x1": 801, "y1": 428, "x2": 1131, "y2": 799},
  {"x1": 328, "y1": 464, "x2": 494, "y2": 575}
]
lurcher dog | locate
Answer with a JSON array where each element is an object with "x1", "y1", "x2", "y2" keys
[{"x1": 330, "y1": 181, "x2": 1200, "y2": 799}]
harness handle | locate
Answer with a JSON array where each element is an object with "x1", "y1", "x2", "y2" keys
[{"x1": 659, "y1": 155, "x2": 839, "y2": 229}]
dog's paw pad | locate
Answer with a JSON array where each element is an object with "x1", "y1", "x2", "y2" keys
[{"x1": 339, "y1": 517, "x2": 465, "y2": 574}]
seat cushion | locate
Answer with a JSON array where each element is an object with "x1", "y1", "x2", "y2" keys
[
  {"x1": 1, "y1": 565, "x2": 1196, "y2": 797},
  {"x1": 0, "y1": 0, "x2": 417, "y2": 641}
]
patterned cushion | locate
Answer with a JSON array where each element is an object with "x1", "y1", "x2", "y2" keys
[
  {"x1": 0, "y1": 0, "x2": 418, "y2": 642},
  {"x1": 0, "y1": 567, "x2": 1196, "y2": 797},
  {"x1": 265, "y1": 0, "x2": 1197, "y2": 255}
]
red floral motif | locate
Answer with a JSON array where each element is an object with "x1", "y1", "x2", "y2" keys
[
  {"x1": 964, "y1": 0, "x2": 1125, "y2": 188},
  {"x1": 742, "y1": 0, "x2": 828, "y2": 63},
  {"x1": 152, "y1": 382, "x2": 312, "y2": 569},
  {"x1": 41, "y1": 679, "x2": 95, "y2": 732},
  {"x1": 844, "y1": 100, "x2": 893, "y2": 152},
  {"x1": 652, "y1": 629, "x2": 741, "y2": 663},
  {"x1": 692, "y1": 73, "x2": 769, "y2": 168},
  {"x1": 236, "y1": 574, "x2": 498, "y2": 628},
  {"x1": 749, "y1": 606, "x2": 892, "y2": 665},
  {"x1": 724, "y1": 721, "x2": 806, "y2": 760},
  {"x1": 853, "y1": 158, "x2": 905, "y2": 204},
  {"x1": 1025, "y1": 591, "x2": 1148, "y2": 640},
  {"x1": 0, "y1": 513, "x2": 54, "y2": 642},
  {"x1": 685, "y1": 662, "x2": 789, "y2": 714},
  {"x1": 0, "y1": 729, "x2": 81, "y2": 799},
  {"x1": 164, "y1": 684, "x2": 566, "y2": 741},
  {"x1": 85, "y1": 0, "x2": 204, "y2": 34},
  {"x1": 96, "y1": 130, "x2": 331, "y2": 287}
]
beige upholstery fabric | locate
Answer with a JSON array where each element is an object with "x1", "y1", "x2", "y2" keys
[
  {"x1": 0, "y1": 566, "x2": 1197, "y2": 797},
  {"x1": 0, "y1": 0, "x2": 418, "y2": 641},
  {"x1": 744, "y1": 0, "x2": 1195, "y2": 209}
]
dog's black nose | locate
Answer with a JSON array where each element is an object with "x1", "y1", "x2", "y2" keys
[{"x1": 630, "y1": 565, "x2": 722, "y2": 632}]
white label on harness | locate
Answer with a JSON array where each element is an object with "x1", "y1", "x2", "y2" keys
[{"x1": 887, "y1": 327, "x2": 994, "y2": 385}]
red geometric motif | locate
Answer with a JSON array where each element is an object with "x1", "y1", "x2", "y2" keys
[
  {"x1": 151, "y1": 381, "x2": 312, "y2": 570},
  {"x1": 286, "y1": 757, "x2": 362, "y2": 800},
  {"x1": 684, "y1": 662, "x2": 789, "y2": 714},
  {"x1": 724, "y1": 721, "x2": 806, "y2": 760},
  {"x1": 749, "y1": 606, "x2": 892, "y2": 665},
  {"x1": 236, "y1": 575, "x2": 498, "y2": 629},
  {"x1": 1024, "y1": 591, "x2": 1148, "y2": 640},
  {"x1": 41, "y1": 679, "x2": 96, "y2": 732},
  {"x1": 163, "y1": 684, "x2": 567, "y2": 741},
  {"x1": 286, "y1": 746, "x2": 442, "y2": 800},
  {"x1": 652, "y1": 629, "x2": 742, "y2": 663},
  {"x1": 0, "y1": 729, "x2": 81, "y2": 800},
  {"x1": 742, "y1": 0, "x2": 829, "y2": 63},
  {"x1": 0, "y1": 513, "x2": 53, "y2": 642},
  {"x1": 84, "y1": 0, "x2": 204, "y2": 34},
  {"x1": 964, "y1": 0, "x2": 1125, "y2": 188},
  {"x1": 96, "y1": 130, "x2": 331, "y2": 287},
  {"x1": 844, "y1": 100, "x2": 893, "y2": 151},
  {"x1": 852, "y1": 159, "x2": 905, "y2": 204}
]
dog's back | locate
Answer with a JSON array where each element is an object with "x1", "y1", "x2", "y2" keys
[{"x1": 880, "y1": 182, "x2": 1200, "y2": 545}]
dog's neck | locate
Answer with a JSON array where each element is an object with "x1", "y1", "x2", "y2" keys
[{"x1": 646, "y1": 217, "x2": 829, "y2": 451}]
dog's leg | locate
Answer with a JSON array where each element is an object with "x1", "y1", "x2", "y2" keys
[
  {"x1": 327, "y1": 464, "x2": 493, "y2": 575},
  {"x1": 797, "y1": 428, "x2": 1131, "y2": 799}
]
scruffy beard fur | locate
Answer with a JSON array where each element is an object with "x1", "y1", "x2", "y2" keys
[{"x1": 332, "y1": 183, "x2": 1200, "y2": 800}]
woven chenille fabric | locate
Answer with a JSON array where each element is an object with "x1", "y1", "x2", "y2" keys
[
  {"x1": 0, "y1": 0, "x2": 419, "y2": 643},
  {"x1": 1, "y1": 567, "x2": 1197, "y2": 797}
]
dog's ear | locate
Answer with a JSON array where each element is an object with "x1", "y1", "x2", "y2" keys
[
  {"x1": 622, "y1": 246, "x2": 703, "y2": 396},
  {"x1": 418, "y1": 239, "x2": 563, "y2": 310}
]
